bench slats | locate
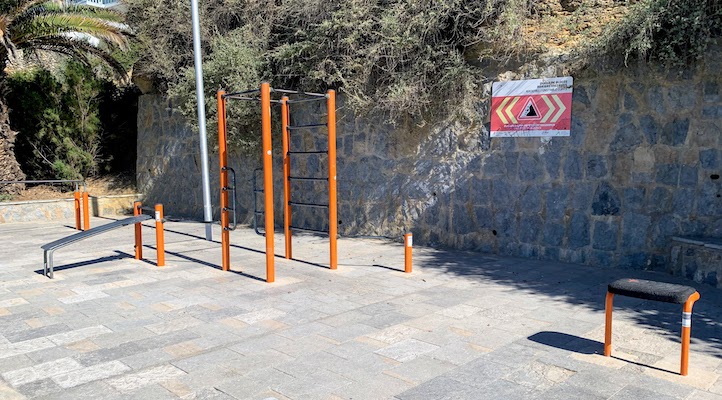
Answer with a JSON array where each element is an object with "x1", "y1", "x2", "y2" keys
[{"x1": 608, "y1": 278, "x2": 697, "y2": 304}]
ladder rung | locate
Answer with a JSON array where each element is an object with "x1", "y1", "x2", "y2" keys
[
  {"x1": 287, "y1": 124, "x2": 327, "y2": 130},
  {"x1": 254, "y1": 211, "x2": 264, "y2": 215},
  {"x1": 288, "y1": 150, "x2": 328, "y2": 155},
  {"x1": 254, "y1": 189, "x2": 264, "y2": 193},
  {"x1": 288, "y1": 176, "x2": 328, "y2": 181},
  {"x1": 289, "y1": 226, "x2": 329, "y2": 235},
  {"x1": 289, "y1": 201, "x2": 329, "y2": 208}
]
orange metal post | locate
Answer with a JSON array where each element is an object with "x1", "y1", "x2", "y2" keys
[
  {"x1": 261, "y1": 82, "x2": 275, "y2": 283},
  {"x1": 134, "y1": 201, "x2": 142, "y2": 260},
  {"x1": 217, "y1": 90, "x2": 230, "y2": 272},
  {"x1": 604, "y1": 292, "x2": 614, "y2": 357},
  {"x1": 155, "y1": 204, "x2": 165, "y2": 267},
  {"x1": 281, "y1": 96, "x2": 292, "y2": 260},
  {"x1": 327, "y1": 90, "x2": 338, "y2": 270},
  {"x1": 404, "y1": 233, "x2": 413, "y2": 273},
  {"x1": 82, "y1": 191, "x2": 90, "y2": 230},
  {"x1": 74, "y1": 191, "x2": 81, "y2": 230},
  {"x1": 680, "y1": 291, "x2": 700, "y2": 376}
]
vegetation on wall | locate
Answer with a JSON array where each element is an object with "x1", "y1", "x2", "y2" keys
[{"x1": 126, "y1": 0, "x2": 722, "y2": 149}]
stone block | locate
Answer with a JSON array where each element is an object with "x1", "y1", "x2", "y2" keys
[
  {"x1": 639, "y1": 115, "x2": 658, "y2": 145},
  {"x1": 493, "y1": 211, "x2": 518, "y2": 239},
  {"x1": 588, "y1": 249, "x2": 614, "y2": 267},
  {"x1": 520, "y1": 186, "x2": 542, "y2": 213},
  {"x1": 621, "y1": 213, "x2": 651, "y2": 250},
  {"x1": 452, "y1": 204, "x2": 474, "y2": 234},
  {"x1": 660, "y1": 118, "x2": 689, "y2": 146},
  {"x1": 545, "y1": 186, "x2": 569, "y2": 219},
  {"x1": 573, "y1": 86, "x2": 591, "y2": 106},
  {"x1": 519, "y1": 153, "x2": 543, "y2": 182},
  {"x1": 592, "y1": 220, "x2": 618, "y2": 251},
  {"x1": 586, "y1": 155, "x2": 608, "y2": 179},
  {"x1": 624, "y1": 91, "x2": 638, "y2": 111},
  {"x1": 592, "y1": 182, "x2": 621, "y2": 216},
  {"x1": 543, "y1": 222, "x2": 565, "y2": 247},
  {"x1": 623, "y1": 187, "x2": 646, "y2": 211},
  {"x1": 571, "y1": 182, "x2": 594, "y2": 211},
  {"x1": 474, "y1": 206, "x2": 492, "y2": 228},
  {"x1": 648, "y1": 187, "x2": 672, "y2": 214},
  {"x1": 700, "y1": 149, "x2": 719, "y2": 169},
  {"x1": 570, "y1": 115, "x2": 586, "y2": 147},
  {"x1": 655, "y1": 164, "x2": 679, "y2": 186},
  {"x1": 505, "y1": 153, "x2": 519, "y2": 178},
  {"x1": 679, "y1": 165, "x2": 698, "y2": 186},
  {"x1": 568, "y1": 213, "x2": 590, "y2": 249},
  {"x1": 672, "y1": 188, "x2": 695, "y2": 216},
  {"x1": 610, "y1": 114, "x2": 642, "y2": 151},
  {"x1": 563, "y1": 151, "x2": 583, "y2": 180},
  {"x1": 542, "y1": 149, "x2": 561, "y2": 180},
  {"x1": 652, "y1": 215, "x2": 679, "y2": 248},
  {"x1": 519, "y1": 215, "x2": 542, "y2": 243},
  {"x1": 647, "y1": 86, "x2": 665, "y2": 114}
]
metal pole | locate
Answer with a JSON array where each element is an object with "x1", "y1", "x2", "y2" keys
[{"x1": 190, "y1": 0, "x2": 213, "y2": 241}]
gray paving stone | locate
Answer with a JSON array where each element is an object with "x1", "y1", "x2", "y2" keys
[
  {"x1": 540, "y1": 382, "x2": 607, "y2": 399},
  {"x1": 610, "y1": 385, "x2": 681, "y2": 400},
  {"x1": 374, "y1": 338, "x2": 440, "y2": 362}
]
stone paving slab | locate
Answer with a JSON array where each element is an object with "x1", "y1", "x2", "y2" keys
[{"x1": 1, "y1": 218, "x2": 721, "y2": 399}]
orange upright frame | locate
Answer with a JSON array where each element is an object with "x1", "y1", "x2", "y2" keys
[
  {"x1": 217, "y1": 90, "x2": 231, "y2": 272},
  {"x1": 281, "y1": 96, "x2": 292, "y2": 259},
  {"x1": 260, "y1": 83, "x2": 275, "y2": 283},
  {"x1": 327, "y1": 90, "x2": 338, "y2": 270}
]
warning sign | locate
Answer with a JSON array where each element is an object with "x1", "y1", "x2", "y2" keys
[{"x1": 491, "y1": 77, "x2": 573, "y2": 137}]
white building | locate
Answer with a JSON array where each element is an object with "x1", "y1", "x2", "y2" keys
[{"x1": 68, "y1": 0, "x2": 124, "y2": 11}]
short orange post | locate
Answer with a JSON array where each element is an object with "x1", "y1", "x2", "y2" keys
[
  {"x1": 680, "y1": 291, "x2": 700, "y2": 376},
  {"x1": 155, "y1": 204, "x2": 165, "y2": 267},
  {"x1": 404, "y1": 233, "x2": 413, "y2": 273},
  {"x1": 134, "y1": 201, "x2": 142, "y2": 260},
  {"x1": 82, "y1": 191, "x2": 90, "y2": 230},
  {"x1": 261, "y1": 82, "x2": 275, "y2": 283},
  {"x1": 281, "y1": 96, "x2": 292, "y2": 260},
  {"x1": 327, "y1": 89, "x2": 338, "y2": 270},
  {"x1": 604, "y1": 292, "x2": 614, "y2": 357},
  {"x1": 74, "y1": 190, "x2": 81, "y2": 230},
  {"x1": 217, "y1": 90, "x2": 230, "y2": 272}
]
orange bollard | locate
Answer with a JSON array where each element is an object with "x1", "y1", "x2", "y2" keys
[
  {"x1": 134, "y1": 201, "x2": 142, "y2": 260},
  {"x1": 327, "y1": 90, "x2": 338, "y2": 270},
  {"x1": 261, "y1": 83, "x2": 275, "y2": 283},
  {"x1": 155, "y1": 204, "x2": 165, "y2": 267},
  {"x1": 680, "y1": 291, "x2": 700, "y2": 376},
  {"x1": 604, "y1": 292, "x2": 614, "y2": 357},
  {"x1": 281, "y1": 96, "x2": 292, "y2": 260},
  {"x1": 404, "y1": 233, "x2": 413, "y2": 273},
  {"x1": 74, "y1": 191, "x2": 81, "y2": 230},
  {"x1": 82, "y1": 191, "x2": 90, "y2": 230},
  {"x1": 217, "y1": 90, "x2": 230, "y2": 272}
]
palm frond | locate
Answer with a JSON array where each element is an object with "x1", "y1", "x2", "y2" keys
[
  {"x1": 11, "y1": 13, "x2": 130, "y2": 49},
  {"x1": 22, "y1": 36, "x2": 127, "y2": 77}
]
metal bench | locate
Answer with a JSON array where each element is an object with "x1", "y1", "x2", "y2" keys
[
  {"x1": 41, "y1": 214, "x2": 152, "y2": 279},
  {"x1": 604, "y1": 278, "x2": 700, "y2": 376}
]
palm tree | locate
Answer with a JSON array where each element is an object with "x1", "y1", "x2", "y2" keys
[{"x1": 0, "y1": 0, "x2": 131, "y2": 193}]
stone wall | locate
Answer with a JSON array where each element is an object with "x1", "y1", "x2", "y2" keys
[
  {"x1": 0, "y1": 194, "x2": 140, "y2": 223},
  {"x1": 137, "y1": 52, "x2": 722, "y2": 286}
]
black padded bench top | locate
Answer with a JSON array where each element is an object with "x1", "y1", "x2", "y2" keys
[{"x1": 608, "y1": 278, "x2": 697, "y2": 304}]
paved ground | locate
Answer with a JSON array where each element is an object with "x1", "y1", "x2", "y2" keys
[{"x1": 1, "y1": 217, "x2": 722, "y2": 399}]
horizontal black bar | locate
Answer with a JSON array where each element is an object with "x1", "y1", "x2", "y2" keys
[
  {"x1": 288, "y1": 151, "x2": 328, "y2": 155},
  {"x1": 254, "y1": 211, "x2": 264, "y2": 215},
  {"x1": 289, "y1": 201, "x2": 329, "y2": 208},
  {"x1": 287, "y1": 97, "x2": 327, "y2": 104},
  {"x1": 288, "y1": 176, "x2": 328, "y2": 181},
  {"x1": 0, "y1": 179, "x2": 84, "y2": 185},
  {"x1": 272, "y1": 88, "x2": 326, "y2": 97},
  {"x1": 289, "y1": 225, "x2": 329, "y2": 235},
  {"x1": 287, "y1": 124, "x2": 327, "y2": 130},
  {"x1": 254, "y1": 189, "x2": 264, "y2": 193}
]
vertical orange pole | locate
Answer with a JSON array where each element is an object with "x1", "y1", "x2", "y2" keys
[
  {"x1": 680, "y1": 291, "x2": 700, "y2": 376},
  {"x1": 404, "y1": 233, "x2": 413, "y2": 273},
  {"x1": 217, "y1": 90, "x2": 230, "y2": 272},
  {"x1": 281, "y1": 96, "x2": 292, "y2": 260},
  {"x1": 155, "y1": 204, "x2": 165, "y2": 267},
  {"x1": 134, "y1": 201, "x2": 142, "y2": 260},
  {"x1": 261, "y1": 82, "x2": 275, "y2": 283},
  {"x1": 82, "y1": 191, "x2": 90, "y2": 230},
  {"x1": 327, "y1": 90, "x2": 338, "y2": 270},
  {"x1": 74, "y1": 190, "x2": 81, "y2": 230},
  {"x1": 604, "y1": 292, "x2": 614, "y2": 357}
]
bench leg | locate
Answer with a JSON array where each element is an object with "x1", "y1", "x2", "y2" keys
[
  {"x1": 604, "y1": 292, "x2": 614, "y2": 357},
  {"x1": 680, "y1": 291, "x2": 700, "y2": 376}
]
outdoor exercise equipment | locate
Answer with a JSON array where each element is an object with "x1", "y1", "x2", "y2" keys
[
  {"x1": 604, "y1": 278, "x2": 700, "y2": 376},
  {"x1": 216, "y1": 83, "x2": 338, "y2": 283},
  {"x1": 41, "y1": 202, "x2": 165, "y2": 279}
]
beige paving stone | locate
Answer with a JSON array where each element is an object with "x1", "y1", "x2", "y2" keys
[
  {"x1": 145, "y1": 316, "x2": 202, "y2": 335},
  {"x1": 436, "y1": 304, "x2": 483, "y2": 319},
  {"x1": 151, "y1": 303, "x2": 175, "y2": 312},
  {"x1": 159, "y1": 379, "x2": 194, "y2": 398},
  {"x1": 374, "y1": 338, "x2": 440, "y2": 362},
  {"x1": 106, "y1": 364, "x2": 187, "y2": 392},
  {"x1": 115, "y1": 302, "x2": 136, "y2": 310},
  {"x1": 0, "y1": 298, "x2": 29, "y2": 308},
  {"x1": 234, "y1": 308, "x2": 287, "y2": 325},
  {"x1": 164, "y1": 341, "x2": 204, "y2": 358},
  {"x1": 644, "y1": 357, "x2": 720, "y2": 390},
  {"x1": 58, "y1": 291, "x2": 109, "y2": 304},
  {"x1": 64, "y1": 339, "x2": 100, "y2": 353},
  {"x1": 0, "y1": 308, "x2": 10, "y2": 317},
  {"x1": 571, "y1": 351, "x2": 637, "y2": 369},
  {"x1": 219, "y1": 317, "x2": 250, "y2": 331},
  {"x1": 52, "y1": 360, "x2": 130, "y2": 388},
  {"x1": 24, "y1": 318, "x2": 44, "y2": 329},
  {"x1": 365, "y1": 325, "x2": 424, "y2": 344},
  {"x1": 42, "y1": 307, "x2": 65, "y2": 316},
  {"x1": 0, "y1": 381, "x2": 25, "y2": 400},
  {"x1": 1, "y1": 357, "x2": 83, "y2": 387}
]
